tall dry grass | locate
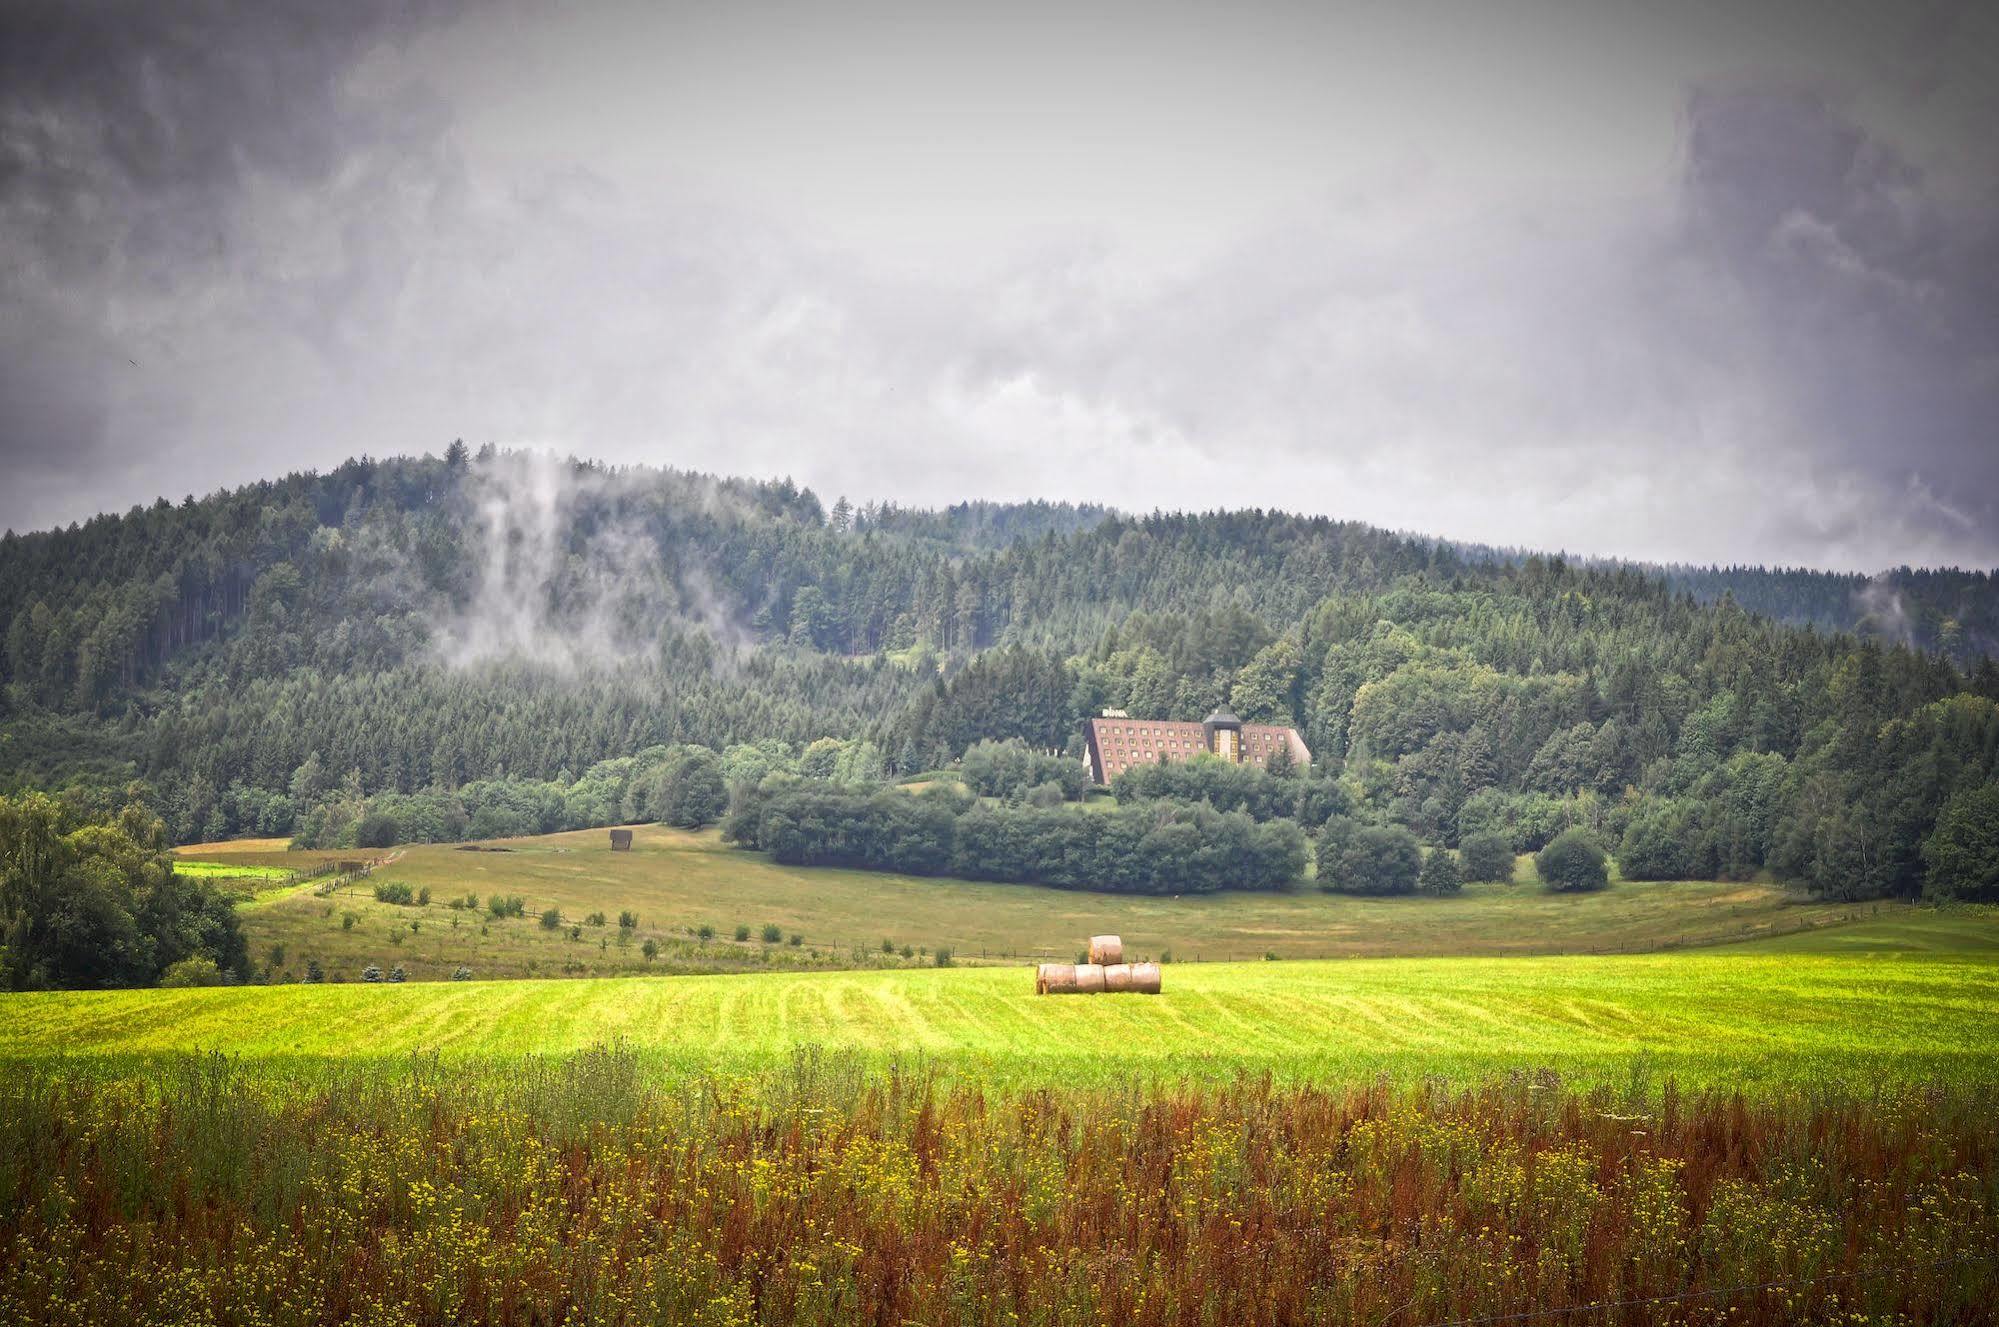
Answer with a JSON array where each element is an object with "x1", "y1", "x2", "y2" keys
[{"x1": 0, "y1": 1048, "x2": 1992, "y2": 1325}]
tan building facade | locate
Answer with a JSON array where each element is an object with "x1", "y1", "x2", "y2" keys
[{"x1": 1083, "y1": 708, "x2": 1310, "y2": 784}]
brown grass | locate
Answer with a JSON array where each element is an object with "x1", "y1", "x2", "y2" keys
[{"x1": 0, "y1": 1052, "x2": 1992, "y2": 1325}]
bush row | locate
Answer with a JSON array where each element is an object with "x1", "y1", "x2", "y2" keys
[{"x1": 727, "y1": 781, "x2": 1309, "y2": 893}]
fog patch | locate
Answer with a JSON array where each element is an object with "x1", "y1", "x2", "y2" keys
[
  {"x1": 428, "y1": 451, "x2": 782, "y2": 672},
  {"x1": 435, "y1": 451, "x2": 670, "y2": 670},
  {"x1": 1853, "y1": 573, "x2": 1914, "y2": 648}
]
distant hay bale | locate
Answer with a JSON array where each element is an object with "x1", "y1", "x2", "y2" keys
[
  {"x1": 1075, "y1": 963, "x2": 1107, "y2": 994},
  {"x1": 1102, "y1": 963, "x2": 1133, "y2": 992},
  {"x1": 1088, "y1": 934, "x2": 1123, "y2": 964},
  {"x1": 1128, "y1": 962, "x2": 1162, "y2": 994},
  {"x1": 609, "y1": 829, "x2": 634, "y2": 851},
  {"x1": 1036, "y1": 963, "x2": 1080, "y2": 995}
]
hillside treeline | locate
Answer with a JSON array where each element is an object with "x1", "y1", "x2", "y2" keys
[
  {"x1": 285, "y1": 738, "x2": 885, "y2": 848},
  {"x1": 1661, "y1": 563, "x2": 1997, "y2": 661},
  {"x1": 2, "y1": 447, "x2": 1996, "y2": 902}
]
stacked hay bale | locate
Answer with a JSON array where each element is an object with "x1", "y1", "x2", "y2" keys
[{"x1": 1036, "y1": 935, "x2": 1161, "y2": 995}]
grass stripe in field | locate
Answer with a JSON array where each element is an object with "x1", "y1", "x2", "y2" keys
[{"x1": 4, "y1": 952, "x2": 1997, "y2": 1088}]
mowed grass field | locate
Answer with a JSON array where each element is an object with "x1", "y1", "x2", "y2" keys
[
  {"x1": 184, "y1": 823, "x2": 1905, "y2": 983},
  {"x1": 9, "y1": 946, "x2": 1998, "y2": 1088}
]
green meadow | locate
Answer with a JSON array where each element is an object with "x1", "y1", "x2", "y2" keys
[
  {"x1": 186, "y1": 823, "x2": 1898, "y2": 983},
  {"x1": 9, "y1": 947, "x2": 1997, "y2": 1089}
]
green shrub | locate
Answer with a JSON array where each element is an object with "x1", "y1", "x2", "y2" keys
[
  {"x1": 934, "y1": 947, "x2": 953, "y2": 967},
  {"x1": 1025, "y1": 781, "x2": 1065, "y2": 809},
  {"x1": 416, "y1": 887, "x2": 431, "y2": 906},
  {"x1": 388, "y1": 966, "x2": 407, "y2": 983},
  {"x1": 539, "y1": 907, "x2": 562, "y2": 930},
  {"x1": 1326, "y1": 825, "x2": 1422, "y2": 895},
  {"x1": 1459, "y1": 832, "x2": 1515, "y2": 883},
  {"x1": 354, "y1": 812, "x2": 400, "y2": 849},
  {"x1": 1537, "y1": 829, "x2": 1609, "y2": 892},
  {"x1": 159, "y1": 957, "x2": 223, "y2": 988},
  {"x1": 1618, "y1": 799, "x2": 1708, "y2": 881},
  {"x1": 618, "y1": 910, "x2": 639, "y2": 929},
  {"x1": 488, "y1": 895, "x2": 525, "y2": 918},
  {"x1": 697, "y1": 923, "x2": 716, "y2": 941},
  {"x1": 451, "y1": 966, "x2": 472, "y2": 981},
  {"x1": 641, "y1": 939, "x2": 658, "y2": 960},
  {"x1": 586, "y1": 912, "x2": 607, "y2": 927},
  {"x1": 788, "y1": 932, "x2": 802, "y2": 946},
  {"x1": 361, "y1": 965, "x2": 383, "y2": 983},
  {"x1": 761, "y1": 923, "x2": 782, "y2": 944},
  {"x1": 734, "y1": 924, "x2": 751, "y2": 942},
  {"x1": 1418, "y1": 847, "x2": 1464, "y2": 896},
  {"x1": 373, "y1": 881, "x2": 414, "y2": 905}
]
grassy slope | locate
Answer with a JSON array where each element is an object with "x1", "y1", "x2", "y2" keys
[
  {"x1": 8, "y1": 950, "x2": 1996, "y2": 1089},
  {"x1": 1721, "y1": 907, "x2": 1999, "y2": 954},
  {"x1": 186, "y1": 824, "x2": 1891, "y2": 983}
]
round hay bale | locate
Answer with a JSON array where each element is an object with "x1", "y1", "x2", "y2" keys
[
  {"x1": 1037, "y1": 963, "x2": 1080, "y2": 995},
  {"x1": 1102, "y1": 963, "x2": 1133, "y2": 992},
  {"x1": 1128, "y1": 962, "x2": 1162, "y2": 994},
  {"x1": 1088, "y1": 934, "x2": 1123, "y2": 965},
  {"x1": 1074, "y1": 963, "x2": 1107, "y2": 994}
]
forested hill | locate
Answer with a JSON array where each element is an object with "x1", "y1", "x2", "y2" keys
[
  {"x1": 2, "y1": 446, "x2": 1995, "y2": 903},
  {"x1": 1658, "y1": 564, "x2": 1996, "y2": 660},
  {"x1": 1440, "y1": 542, "x2": 1996, "y2": 662}
]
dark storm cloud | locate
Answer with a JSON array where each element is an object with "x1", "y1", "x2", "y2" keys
[
  {"x1": 0, "y1": 0, "x2": 456, "y2": 273},
  {"x1": 0, "y1": 0, "x2": 457, "y2": 503}
]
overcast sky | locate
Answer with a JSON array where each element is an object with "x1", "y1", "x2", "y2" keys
[{"x1": 3, "y1": 0, "x2": 1995, "y2": 570}]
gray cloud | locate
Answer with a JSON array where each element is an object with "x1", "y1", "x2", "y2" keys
[
  {"x1": 0, "y1": 0, "x2": 456, "y2": 276},
  {"x1": 0, "y1": 0, "x2": 459, "y2": 514},
  {"x1": 0, "y1": 0, "x2": 1993, "y2": 572},
  {"x1": 1678, "y1": 84, "x2": 1999, "y2": 544}
]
